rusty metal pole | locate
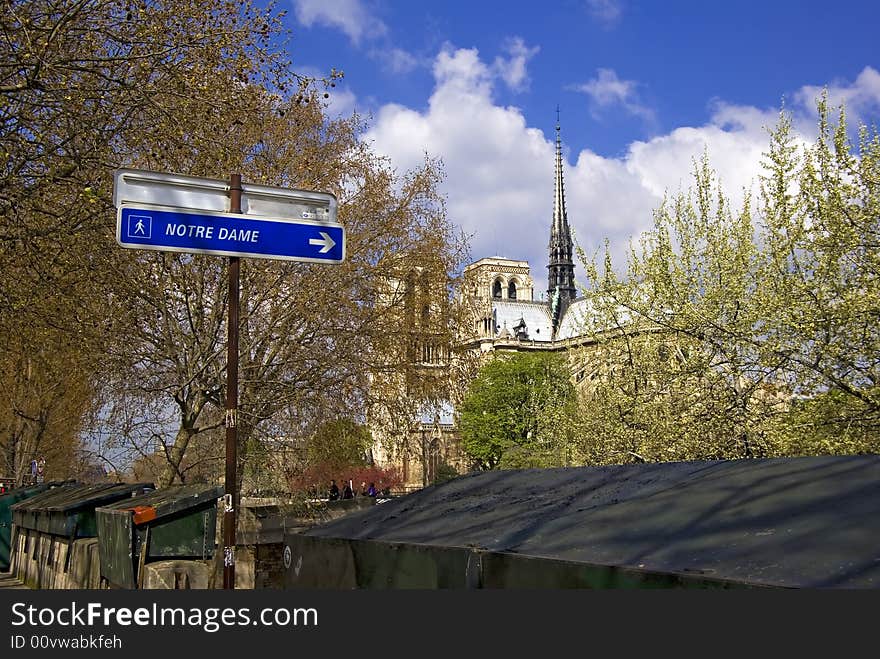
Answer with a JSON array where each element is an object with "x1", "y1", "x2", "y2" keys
[{"x1": 223, "y1": 173, "x2": 242, "y2": 589}]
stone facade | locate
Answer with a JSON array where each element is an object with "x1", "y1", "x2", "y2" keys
[{"x1": 463, "y1": 257, "x2": 535, "y2": 303}]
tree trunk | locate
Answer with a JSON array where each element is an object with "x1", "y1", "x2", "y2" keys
[{"x1": 158, "y1": 426, "x2": 194, "y2": 487}]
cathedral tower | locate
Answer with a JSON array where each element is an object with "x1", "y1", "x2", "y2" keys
[{"x1": 547, "y1": 118, "x2": 576, "y2": 327}]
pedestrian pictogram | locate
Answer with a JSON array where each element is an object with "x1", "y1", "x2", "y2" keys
[{"x1": 127, "y1": 214, "x2": 152, "y2": 239}]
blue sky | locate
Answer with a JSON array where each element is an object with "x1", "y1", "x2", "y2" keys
[{"x1": 282, "y1": 0, "x2": 880, "y2": 296}]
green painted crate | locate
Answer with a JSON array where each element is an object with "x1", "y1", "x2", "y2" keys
[
  {"x1": 0, "y1": 482, "x2": 68, "y2": 570},
  {"x1": 95, "y1": 484, "x2": 222, "y2": 588},
  {"x1": 10, "y1": 483, "x2": 153, "y2": 539}
]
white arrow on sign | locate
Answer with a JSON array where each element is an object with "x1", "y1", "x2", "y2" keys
[{"x1": 309, "y1": 231, "x2": 336, "y2": 254}]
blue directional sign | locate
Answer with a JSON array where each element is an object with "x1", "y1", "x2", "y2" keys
[{"x1": 116, "y1": 205, "x2": 345, "y2": 263}]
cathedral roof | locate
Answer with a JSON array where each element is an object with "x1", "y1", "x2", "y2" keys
[
  {"x1": 555, "y1": 296, "x2": 635, "y2": 341},
  {"x1": 464, "y1": 256, "x2": 530, "y2": 271},
  {"x1": 492, "y1": 300, "x2": 553, "y2": 342},
  {"x1": 555, "y1": 298, "x2": 596, "y2": 341}
]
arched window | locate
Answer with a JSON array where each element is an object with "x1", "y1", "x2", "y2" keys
[
  {"x1": 492, "y1": 279, "x2": 503, "y2": 299},
  {"x1": 508, "y1": 281, "x2": 517, "y2": 300}
]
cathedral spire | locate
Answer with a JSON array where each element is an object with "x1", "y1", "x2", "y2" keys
[
  {"x1": 552, "y1": 111, "x2": 567, "y2": 240},
  {"x1": 548, "y1": 113, "x2": 576, "y2": 330}
]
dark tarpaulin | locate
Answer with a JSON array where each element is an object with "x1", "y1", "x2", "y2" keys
[{"x1": 301, "y1": 455, "x2": 880, "y2": 588}]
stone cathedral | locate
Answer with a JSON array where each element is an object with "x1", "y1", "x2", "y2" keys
[{"x1": 378, "y1": 121, "x2": 596, "y2": 490}]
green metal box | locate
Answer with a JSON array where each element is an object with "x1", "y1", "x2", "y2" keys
[
  {"x1": 95, "y1": 484, "x2": 222, "y2": 588},
  {"x1": 0, "y1": 482, "x2": 71, "y2": 570},
  {"x1": 10, "y1": 483, "x2": 154, "y2": 539}
]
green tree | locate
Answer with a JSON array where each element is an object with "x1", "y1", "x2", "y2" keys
[
  {"x1": 756, "y1": 101, "x2": 880, "y2": 429},
  {"x1": 575, "y1": 97, "x2": 880, "y2": 464},
  {"x1": 459, "y1": 352, "x2": 576, "y2": 470}
]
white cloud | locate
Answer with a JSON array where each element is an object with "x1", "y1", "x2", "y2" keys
[
  {"x1": 293, "y1": 0, "x2": 420, "y2": 79},
  {"x1": 371, "y1": 47, "x2": 420, "y2": 75},
  {"x1": 586, "y1": 0, "x2": 623, "y2": 28},
  {"x1": 292, "y1": 0, "x2": 387, "y2": 45},
  {"x1": 574, "y1": 68, "x2": 634, "y2": 106},
  {"x1": 570, "y1": 68, "x2": 655, "y2": 123},
  {"x1": 432, "y1": 45, "x2": 492, "y2": 94},
  {"x1": 795, "y1": 66, "x2": 880, "y2": 125},
  {"x1": 363, "y1": 46, "x2": 866, "y2": 296},
  {"x1": 492, "y1": 38, "x2": 540, "y2": 92}
]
